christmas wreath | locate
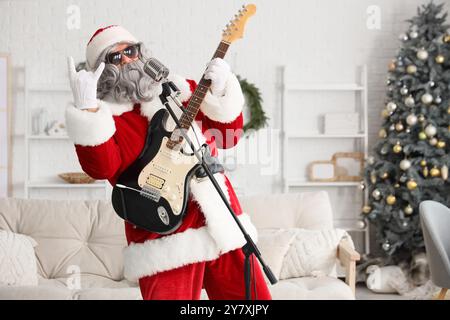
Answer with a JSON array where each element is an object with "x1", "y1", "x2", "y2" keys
[{"x1": 237, "y1": 75, "x2": 269, "y2": 133}]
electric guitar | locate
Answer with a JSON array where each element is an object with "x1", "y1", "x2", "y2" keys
[{"x1": 111, "y1": 4, "x2": 256, "y2": 234}]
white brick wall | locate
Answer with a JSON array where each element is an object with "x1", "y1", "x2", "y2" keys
[{"x1": 0, "y1": 0, "x2": 445, "y2": 199}]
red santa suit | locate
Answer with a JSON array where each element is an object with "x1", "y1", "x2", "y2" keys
[{"x1": 65, "y1": 69, "x2": 272, "y2": 299}]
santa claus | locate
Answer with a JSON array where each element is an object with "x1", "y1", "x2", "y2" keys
[{"x1": 65, "y1": 25, "x2": 271, "y2": 300}]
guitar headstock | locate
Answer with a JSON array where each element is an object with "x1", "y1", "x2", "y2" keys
[{"x1": 221, "y1": 4, "x2": 256, "y2": 43}]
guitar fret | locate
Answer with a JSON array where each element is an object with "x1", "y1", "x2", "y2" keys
[{"x1": 166, "y1": 41, "x2": 230, "y2": 150}]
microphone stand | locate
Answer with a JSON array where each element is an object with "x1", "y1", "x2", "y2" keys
[{"x1": 159, "y1": 80, "x2": 277, "y2": 300}]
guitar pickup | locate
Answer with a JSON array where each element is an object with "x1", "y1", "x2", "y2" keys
[{"x1": 146, "y1": 174, "x2": 165, "y2": 189}]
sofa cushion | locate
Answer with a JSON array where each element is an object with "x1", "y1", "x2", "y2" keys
[
  {"x1": 240, "y1": 191, "x2": 334, "y2": 230},
  {"x1": 0, "y1": 230, "x2": 38, "y2": 286},
  {"x1": 0, "y1": 285, "x2": 73, "y2": 300},
  {"x1": 0, "y1": 198, "x2": 127, "y2": 281},
  {"x1": 256, "y1": 229, "x2": 297, "y2": 282},
  {"x1": 73, "y1": 287, "x2": 142, "y2": 300},
  {"x1": 280, "y1": 228, "x2": 353, "y2": 279},
  {"x1": 270, "y1": 277, "x2": 354, "y2": 300}
]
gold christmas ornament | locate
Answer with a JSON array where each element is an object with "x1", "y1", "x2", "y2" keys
[
  {"x1": 394, "y1": 183, "x2": 400, "y2": 188},
  {"x1": 420, "y1": 160, "x2": 427, "y2": 167},
  {"x1": 418, "y1": 132, "x2": 427, "y2": 140},
  {"x1": 393, "y1": 143, "x2": 402, "y2": 153},
  {"x1": 448, "y1": 106, "x2": 450, "y2": 114},
  {"x1": 435, "y1": 55, "x2": 445, "y2": 64},
  {"x1": 371, "y1": 174, "x2": 377, "y2": 184},
  {"x1": 407, "y1": 65, "x2": 417, "y2": 74},
  {"x1": 386, "y1": 195, "x2": 396, "y2": 205},
  {"x1": 404, "y1": 205, "x2": 414, "y2": 215},
  {"x1": 442, "y1": 165, "x2": 449, "y2": 180},
  {"x1": 430, "y1": 167, "x2": 441, "y2": 177},
  {"x1": 431, "y1": 167, "x2": 441, "y2": 177},
  {"x1": 381, "y1": 109, "x2": 390, "y2": 118},
  {"x1": 362, "y1": 206, "x2": 372, "y2": 214},
  {"x1": 418, "y1": 114, "x2": 425, "y2": 122},
  {"x1": 381, "y1": 172, "x2": 389, "y2": 179},
  {"x1": 407, "y1": 180, "x2": 418, "y2": 190},
  {"x1": 379, "y1": 128, "x2": 387, "y2": 138},
  {"x1": 395, "y1": 123, "x2": 404, "y2": 131},
  {"x1": 437, "y1": 141, "x2": 446, "y2": 149},
  {"x1": 444, "y1": 34, "x2": 450, "y2": 43},
  {"x1": 423, "y1": 167, "x2": 429, "y2": 177}
]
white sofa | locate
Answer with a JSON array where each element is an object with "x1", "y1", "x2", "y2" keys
[{"x1": 0, "y1": 191, "x2": 359, "y2": 300}]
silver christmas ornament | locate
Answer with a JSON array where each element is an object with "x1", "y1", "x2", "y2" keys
[
  {"x1": 421, "y1": 93, "x2": 433, "y2": 105},
  {"x1": 400, "y1": 159, "x2": 411, "y2": 170},
  {"x1": 389, "y1": 124, "x2": 395, "y2": 131},
  {"x1": 367, "y1": 156, "x2": 375, "y2": 165},
  {"x1": 359, "y1": 181, "x2": 366, "y2": 190},
  {"x1": 357, "y1": 220, "x2": 366, "y2": 229},
  {"x1": 401, "y1": 220, "x2": 409, "y2": 228},
  {"x1": 429, "y1": 138, "x2": 438, "y2": 146},
  {"x1": 417, "y1": 49, "x2": 429, "y2": 60},
  {"x1": 442, "y1": 165, "x2": 449, "y2": 180},
  {"x1": 429, "y1": 81, "x2": 435, "y2": 87},
  {"x1": 406, "y1": 114, "x2": 418, "y2": 126},
  {"x1": 372, "y1": 189, "x2": 381, "y2": 200},
  {"x1": 387, "y1": 102, "x2": 397, "y2": 112},
  {"x1": 400, "y1": 86, "x2": 409, "y2": 95},
  {"x1": 382, "y1": 242, "x2": 391, "y2": 251},
  {"x1": 425, "y1": 124, "x2": 437, "y2": 137},
  {"x1": 399, "y1": 34, "x2": 409, "y2": 41},
  {"x1": 435, "y1": 96, "x2": 442, "y2": 104},
  {"x1": 410, "y1": 31, "x2": 418, "y2": 39},
  {"x1": 405, "y1": 96, "x2": 415, "y2": 107}
]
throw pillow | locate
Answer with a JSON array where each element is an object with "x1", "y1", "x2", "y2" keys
[
  {"x1": 0, "y1": 230, "x2": 39, "y2": 286},
  {"x1": 279, "y1": 228, "x2": 353, "y2": 280},
  {"x1": 255, "y1": 228, "x2": 297, "y2": 282}
]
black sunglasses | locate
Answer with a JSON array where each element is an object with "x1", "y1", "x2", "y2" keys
[{"x1": 106, "y1": 44, "x2": 140, "y2": 65}]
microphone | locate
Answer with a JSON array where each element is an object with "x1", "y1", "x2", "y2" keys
[{"x1": 143, "y1": 57, "x2": 170, "y2": 82}]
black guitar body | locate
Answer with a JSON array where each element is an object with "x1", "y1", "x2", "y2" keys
[{"x1": 111, "y1": 109, "x2": 200, "y2": 234}]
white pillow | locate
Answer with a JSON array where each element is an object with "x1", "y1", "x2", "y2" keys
[
  {"x1": 279, "y1": 228, "x2": 353, "y2": 279},
  {"x1": 0, "y1": 230, "x2": 39, "y2": 286},
  {"x1": 255, "y1": 229, "x2": 297, "y2": 283}
]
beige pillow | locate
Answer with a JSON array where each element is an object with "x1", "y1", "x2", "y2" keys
[
  {"x1": 0, "y1": 230, "x2": 39, "y2": 286},
  {"x1": 256, "y1": 229, "x2": 297, "y2": 282},
  {"x1": 279, "y1": 228, "x2": 353, "y2": 280}
]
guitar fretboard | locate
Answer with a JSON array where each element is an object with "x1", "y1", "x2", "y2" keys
[{"x1": 167, "y1": 41, "x2": 230, "y2": 150}]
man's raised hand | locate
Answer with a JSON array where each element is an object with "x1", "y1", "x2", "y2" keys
[{"x1": 67, "y1": 56, "x2": 105, "y2": 110}]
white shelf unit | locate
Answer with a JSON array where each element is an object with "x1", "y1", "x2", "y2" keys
[
  {"x1": 280, "y1": 65, "x2": 370, "y2": 254},
  {"x1": 23, "y1": 68, "x2": 109, "y2": 199}
]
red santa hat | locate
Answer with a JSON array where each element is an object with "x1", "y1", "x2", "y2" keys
[{"x1": 86, "y1": 25, "x2": 138, "y2": 71}]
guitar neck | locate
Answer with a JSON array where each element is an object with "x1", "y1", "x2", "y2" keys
[
  {"x1": 180, "y1": 41, "x2": 230, "y2": 128},
  {"x1": 167, "y1": 41, "x2": 230, "y2": 149}
]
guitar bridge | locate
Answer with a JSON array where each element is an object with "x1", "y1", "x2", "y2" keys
[{"x1": 140, "y1": 185, "x2": 161, "y2": 202}]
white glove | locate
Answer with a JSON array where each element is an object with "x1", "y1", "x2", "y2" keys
[
  {"x1": 204, "y1": 58, "x2": 231, "y2": 97},
  {"x1": 67, "y1": 56, "x2": 105, "y2": 110}
]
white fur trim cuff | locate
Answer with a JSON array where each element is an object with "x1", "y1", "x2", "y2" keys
[
  {"x1": 65, "y1": 102, "x2": 116, "y2": 146},
  {"x1": 200, "y1": 73, "x2": 244, "y2": 123},
  {"x1": 123, "y1": 213, "x2": 257, "y2": 282}
]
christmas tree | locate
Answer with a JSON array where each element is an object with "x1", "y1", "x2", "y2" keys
[{"x1": 363, "y1": 2, "x2": 450, "y2": 263}]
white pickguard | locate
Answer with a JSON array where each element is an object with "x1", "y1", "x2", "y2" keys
[{"x1": 137, "y1": 137, "x2": 199, "y2": 215}]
